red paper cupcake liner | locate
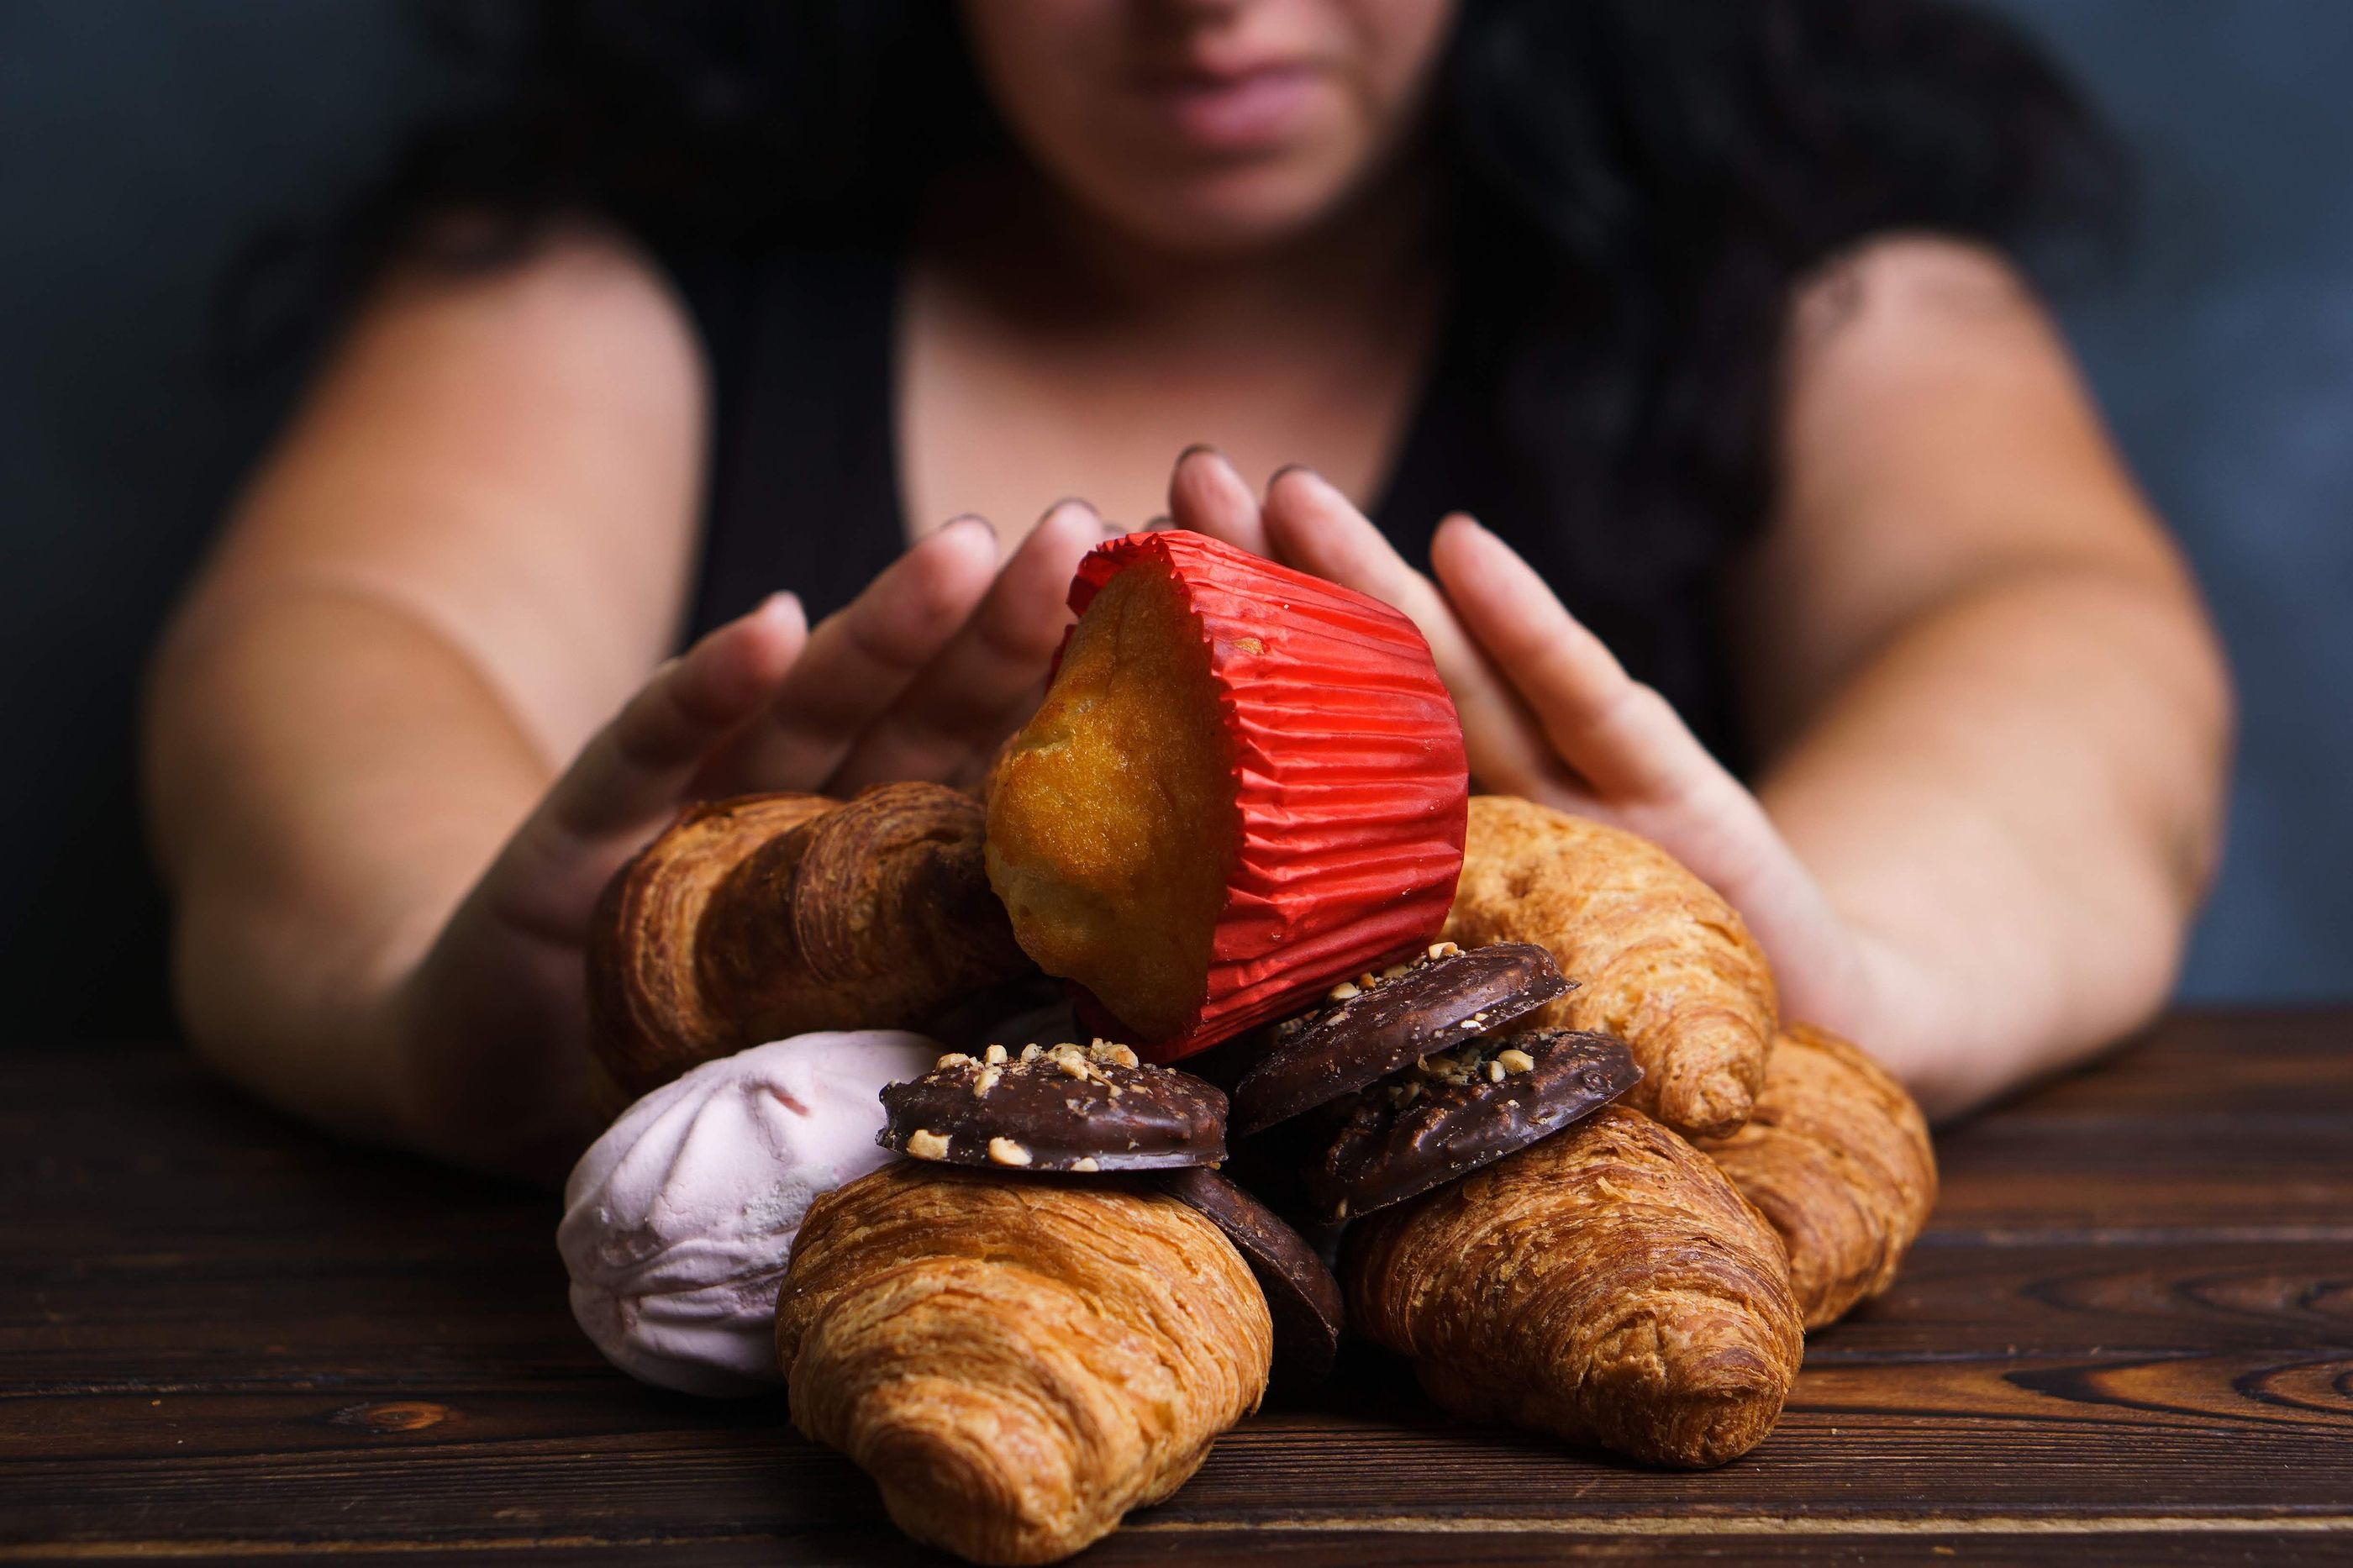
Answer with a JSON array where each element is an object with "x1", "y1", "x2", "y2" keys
[{"x1": 1064, "y1": 530, "x2": 1469, "y2": 1060}]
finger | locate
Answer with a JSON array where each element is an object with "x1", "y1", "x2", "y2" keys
[
  {"x1": 827, "y1": 498, "x2": 1105, "y2": 792},
  {"x1": 539, "y1": 592, "x2": 808, "y2": 845},
  {"x1": 1261, "y1": 466, "x2": 1460, "y2": 649},
  {"x1": 1432, "y1": 514, "x2": 1726, "y2": 802},
  {"x1": 1168, "y1": 445, "x2": 1270, "y2": 555},
  {"x1": 1261, "y1": 470, "x2": 1567, "y2": 797},
  {"x1": 697, "y1": 516, "x2": 1000, "y2": 793}
]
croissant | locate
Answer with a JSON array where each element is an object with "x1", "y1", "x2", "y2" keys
[
  {"x1": 776, "y1": 1162, "x2": 1271, "y2": 1565},
  {"x1": 1695, "y1": 1023, "x2": 1938, "y2": 1329},
  {"x1": 1345, "y1": 1104, "x2": 1803, "y2": 1468},
  {"x1": 586, "y1": 783, "x2": 1036, "y2": 1113},
  {"x1": 1444, "y1": 795, "x2": 1777, "y2": 1139}
]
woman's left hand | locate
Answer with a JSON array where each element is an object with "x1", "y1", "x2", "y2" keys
[{"x1": 1166, "y1": 448, "x2": 1892, "y2": 1040}]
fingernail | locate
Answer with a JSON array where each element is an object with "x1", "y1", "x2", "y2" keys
[
  {"x1": 940, "y1": 513, "x2": 998, "y2": 540},
  {"x1": 1266, "y1": 462, "x2": 1324, "y2": 495},
  {"x1": 1180, "y1": 445, "x2": 1251, "y2": 497},
  {"x1": 750, "y1": 592, "x2": 803, "y2": 633},
  {"x1": 1038, "y1": 496, "x2": 1098, "y2": 527}
]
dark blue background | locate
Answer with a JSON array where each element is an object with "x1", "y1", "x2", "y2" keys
[
  {"x1": 1987, "y1": 0, "x2": 2353, "y2": 1000},
  {"x1": 2, "y1": 1, "x2": 2345, "y2": 1040}
]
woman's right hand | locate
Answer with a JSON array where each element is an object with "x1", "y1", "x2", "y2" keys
[{"x1": 394, "y1": 502, "x2": 1105, "y2": 1180}]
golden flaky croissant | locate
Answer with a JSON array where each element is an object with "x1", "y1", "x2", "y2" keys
[
  {"x1": 586, "y1": 783, "x2": 1036, "y2": 1113},
  {"x1": 776, "y1": 1162, "x2": 1271, "y2": 1565},
  {"x1": 1696, "y1": 1023, "x2": 1938, "y2": 1329},
  {"x1": 1345, "y1": 1103, "x2": 1803, "y2": 1469},
  {"x1": 1444, "y1": 795, "x2": 1777, "y2": 1139}
]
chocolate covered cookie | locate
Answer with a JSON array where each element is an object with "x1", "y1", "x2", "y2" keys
[
  {"x1": 878, "y1": 1041, "x2": 1227, "y2": 1173},
  {"x1": 1303, "y1": 1029, "x2": 1640, "y2": 1222},
  {"x1": 1231, "y1": 941, "x2": 1571, "y2": 1135},
  {"x1": 1156, "y1": 1165, "x2": 1345, "y2": 1387}
]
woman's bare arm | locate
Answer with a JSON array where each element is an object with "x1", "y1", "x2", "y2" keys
[
  {"x1": 1734, "y1": 236, "x2": 2232, "y2": 1115},
  {"x1": 144, "y1": 231, "x2": 714, "y2": 1155}
]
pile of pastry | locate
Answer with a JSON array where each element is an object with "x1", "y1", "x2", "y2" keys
[{"x1": 561, "y1": 531, "x2": 1937, "y2": 1567}]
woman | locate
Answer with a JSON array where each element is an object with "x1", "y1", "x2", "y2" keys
[{"x1": 145, "y1": 0, "x2": 2230, "y2": 1180}]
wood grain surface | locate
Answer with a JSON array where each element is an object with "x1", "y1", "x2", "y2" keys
[{"x1": 3, "y1": 1010, "x2": 2350, "y2": 1565}]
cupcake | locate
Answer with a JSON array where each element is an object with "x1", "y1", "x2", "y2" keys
[{"x1": 986, "y1": 529, "x2": 1468, "y2": 1060}]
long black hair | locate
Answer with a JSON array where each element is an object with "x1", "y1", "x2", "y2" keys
[{"x1": 318, "y1": 0, "x2": 2119, "y2": 745}]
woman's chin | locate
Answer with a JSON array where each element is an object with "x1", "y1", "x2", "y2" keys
[{"x1": 1084, "y1": 168, "x2": 1373, "y2": 261}]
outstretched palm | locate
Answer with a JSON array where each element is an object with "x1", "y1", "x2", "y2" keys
[
  {"x1": 1166, "y1": 450, "x2": 1879, "y2": 1046},
  {"x1": 396, "y1": 504, "x2": 1108, "y2": 1179}
]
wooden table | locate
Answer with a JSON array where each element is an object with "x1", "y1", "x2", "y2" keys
[{"x1": 5, "y1": 1011, "x2": 2351, "y2": 1565}]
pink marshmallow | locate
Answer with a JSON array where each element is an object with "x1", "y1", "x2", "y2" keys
[{"x1": 559, "y1": 1030, "x2": 940, "y2": 1395}]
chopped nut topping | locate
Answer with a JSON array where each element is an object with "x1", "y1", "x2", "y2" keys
[
  {"x1": 972, "y1": 1066, "x2": 1002, "y2": 1097},
  {"x1": 1020, "y1": 1043, "x2": 1044, "y2": 1061},
  {"x1": 1070, "y1": 1157, "x2": 1101, "y2": 1173},
  {"x1": 1089, "y1": 1041, "x2": 1140, "y2": 1069},
  {"x1": 1398, "y1": 1033, "x2": 1543, "y2": 1093},
  {"x1": 934, "y1": 1052, "x2": 974, "y2": 1070},
  {"x1": 1274, "y1": 943, "x2": 1519, "y2": 1043},
  {"x1": 906, "y1": 1129, "x2": 950, "y2": 1160},
  {"x1": 983, "y1": 1044, "x2": 1008, "y2": 1066},
  {"x1": 987, "y1": 1136, "x2": 1032, "y2": 1166},
  {"x1": 1057, "y1": 1055, "x2": 1090, "y2": 1079}
]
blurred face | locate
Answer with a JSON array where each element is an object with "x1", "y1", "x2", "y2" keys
[{"x1": 956, "y1": 0, "x2": 1459, "y2": 255}]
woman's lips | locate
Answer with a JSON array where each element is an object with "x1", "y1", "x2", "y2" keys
[{"x1": 1137, "y1": 62, "x2": 1324, "y2": 153}]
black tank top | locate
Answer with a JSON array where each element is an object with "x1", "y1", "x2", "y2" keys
[{"x1": 671, "y1": 241, "x2": 1750, "y2": 768}]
